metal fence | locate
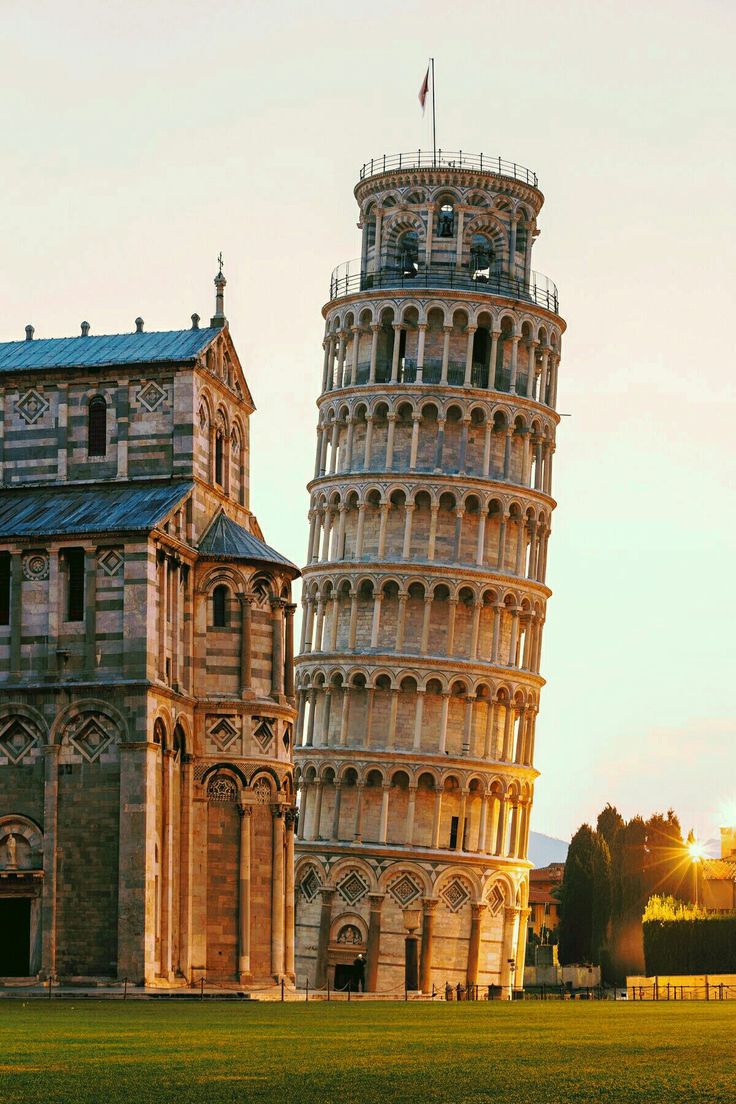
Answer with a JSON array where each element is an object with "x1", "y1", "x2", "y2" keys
[
  {"x1": 359, "y1": 151, "x2": 538, "y2": 188},
  {"x1": 328, "y1": 264, "x2": 559, "y2": 314}
]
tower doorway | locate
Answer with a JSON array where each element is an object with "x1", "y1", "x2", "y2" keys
[{"x1": 0, "y1": 898, "x2": 31, "y2": 976}]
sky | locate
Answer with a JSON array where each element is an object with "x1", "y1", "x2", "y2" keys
[{"x1": 1, "y1": 0, "x2": 734, "y2": 843}]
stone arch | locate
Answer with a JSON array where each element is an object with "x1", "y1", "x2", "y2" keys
[
  {"x1": 0, "y1": 704, "x2": 48, "y2": 764},
  {"x1": 328, "y1": 855, "x2": 378, "y2": 893},
  {"x1": 379, "y1": 861, "x2": 433, "y2": 900},
  {"x1": 433, "y1": 866, "x2": 483, "y2": 906},
  {"x1": 0, "y1": 814, "x2": 43, "y2": 871},
  {"x1": 52, "y1": 699, "x2": 127, "y2": 763},
  {"x1": 330, "y1": 914, "x2": 368, "y2": 945}
]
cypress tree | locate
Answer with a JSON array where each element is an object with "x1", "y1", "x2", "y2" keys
[{"x1": 558, "y1": 824, "x2": 599, "y2": 965}]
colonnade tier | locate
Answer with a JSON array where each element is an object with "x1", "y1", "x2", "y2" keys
[
  {"x1": 303, "y1": 485, "x2": 552, "y2": 587},
  {"x1": 295, "y1": 763, "x2": 533, "y2": 860},
  {"x1": 298, "y1": 578, "x2": 545, "y2": 672},
  {"x1": 314, "y1": 387, "x2": 557, "y2": 485},
  {"x1": 319, "y1": 299, "x2": 562, "y2": 406},
  {"x1": 293, "y1": 678, "x2": 539, "y2": 765}
]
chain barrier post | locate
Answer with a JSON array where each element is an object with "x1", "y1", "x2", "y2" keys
[
  {"x1": 347, "y1": 981, "x2": 351, "y2": 1002},
  {"x1": 281, "y1": 978, "x2": 285, "y2": 1002},
  {"x1": 306, "y1": 978, "x2": 309, "y2": 1002},
  {"x1": 200, "y1": 977, "x2": 205, "y2": 1001},
  {"x1": 327, "y1": 976, "x2": 331, "y2": 1002},
  {"x1": 123, "y1": 977, "x2": 128, "y2": 1001}
]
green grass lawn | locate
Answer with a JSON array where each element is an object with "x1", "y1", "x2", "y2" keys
[{"x1": 0, "y1": 1001, "x2": 732, "y2": 1104}]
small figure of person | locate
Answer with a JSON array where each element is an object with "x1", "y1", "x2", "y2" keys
[{"x1": 353, "y1": 953, "x2": 366, "y2": 993}]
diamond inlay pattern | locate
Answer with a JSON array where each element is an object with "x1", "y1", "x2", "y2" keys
[
  {"x1": 300, "y1": 867, "x2": 321, "y2": 903},
  {"x1": 487, "y1": 882, "x2": 505, "y2": 916},
  {"x1": 336, "y1": 869, "x2": 369, "y2": 905},
  {"x1": 16, "y1": 389, "x2": 49, "y2": 425},
  {"x1": 440, "y1": 878, "x2": 471, "y2": 913},
  {"x1": 387, "y1": 873, "x2": 422, "y2": 907},
  {"x1": 0, "y1": 720, "x2": 38, "y2": 764},
  {"x1": 137, "y1": 381, "x2": 167, "y2": 412},
  {"x1": 70, "y1": 718, "x2": 113, "y2": 762},
  {"x1": 98, "y1": 549, "x2": 124, "y2": 577},
  {"x1": 208, "y1": 717, "x2": 239, "y2": 751},
  {"x1": 253, "y1": 717, "x2": 275, "y2": 750}
]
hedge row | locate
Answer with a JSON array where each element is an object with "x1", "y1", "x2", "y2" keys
[{"x1": 643, "y1": 915, "x2": 736, "y2": 975}]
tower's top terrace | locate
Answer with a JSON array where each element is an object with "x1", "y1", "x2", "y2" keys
[{"x1": 357, "y1": 150, "x2": 539, "y2": 189}]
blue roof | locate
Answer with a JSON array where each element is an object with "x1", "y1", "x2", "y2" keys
[
  {"x1": 0, "y1": 481, "x2": 193, "y2": 539},
  {"x1": 199, "y1": 510, "x2": 298, "y2": 573},
  {"x1": 0, "y1": 328, "x2": 219, "y2": 373}
]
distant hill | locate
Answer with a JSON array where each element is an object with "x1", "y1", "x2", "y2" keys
[{"x1": 529, "y1": 831, "x2": 569, "y2": 867}]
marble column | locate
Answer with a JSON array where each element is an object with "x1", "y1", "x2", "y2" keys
[
  {"x1": 365, "y1": 893, "x2": 385, "y2": 992},
  {"x1": 419, "y1": 898, "x2": 438, "y2": 993},
  {"x1": 271, "y1": 806, "x2": 285, "y2": 978},
  {"x1": 315, "y1": 886, "x2": 336, "y2": 987},
  {"x1": 466, "y1": 902, "x2": 487, "y2": 988},
  {"x1": 237, "y1": 804, "x2": 252, "y2": 979}
]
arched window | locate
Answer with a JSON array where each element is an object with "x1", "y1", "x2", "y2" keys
[
  {"x1": 88, "y1": 397, "x2": 107, "y2": 457},
  {"x1": 398, "y1": 230, "x2": 418, "y2": 277},
  {"x1": 516, "y1": 222, "x2": 528, "y2": 255},
  {"x1": 212, "y1": 584, "x2": 228, "y2": 627},
  {"x1": 470, "y1": 234, "x2": 495, "y2": 280},
  {"x1": 437, "y1": 202, "x2": 455, "y2": 238},
  {"x1": 214, "y1": 431, "x2": 224, "y2": 485}
]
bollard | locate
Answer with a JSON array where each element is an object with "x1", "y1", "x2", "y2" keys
[
  {"x1": 281, "y1": 978, "x2": 285, "y2": 1002},
  {"x1": 306, "y1": 978, "x2": 309, "y2": 1002},
  {"x1": 347, "y1": 981, "x2": 351, "y2": 1003},
  {"x1": 123, "y1": 977, "x2": 128, "y2": 1001},
  {"x1": 48, "y1": 975, "x2": 53, "y2": 1001},
  {"x1": 200, "y1": 977, "x2": 205, "y2": 1001},
  {"x1": 327, "y1": 976, "x2": 331, "y2": 1002}
]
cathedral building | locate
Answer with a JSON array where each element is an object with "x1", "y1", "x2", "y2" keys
[
  {"x1": 0, "y1": 272, "x2": 299, "y2": 986},
  {"x1": 293, "y1": 150, "x2": 565, "y2": 994}
]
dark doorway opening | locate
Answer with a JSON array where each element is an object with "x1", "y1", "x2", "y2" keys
[
  {"x1": 333, "y1": 963, "x2": 356, "y2": 991},
  {"x1": 0, "y1": 899, "x2": 31, "y2": 976}
]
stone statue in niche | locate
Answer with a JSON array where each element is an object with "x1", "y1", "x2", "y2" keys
[{"x1": 5, "y1": 833, "x2": 17, "y2": 867}]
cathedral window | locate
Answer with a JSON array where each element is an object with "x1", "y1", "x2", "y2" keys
[
  {"x1": 65, "y1": 548, "x2": 85, "y2": 622},
  {"x1": 214, "y1": 431, "x2": 224, "y2": 485},
  {"x1": 87, "y1": 396, "x2": 107, "y2": 457},
  {"x1": 213, "y1": 584, "x2": 228, "y2": 627},
  {"x1": 0, "y1": 552, "x2": 10, "y2": 625}
]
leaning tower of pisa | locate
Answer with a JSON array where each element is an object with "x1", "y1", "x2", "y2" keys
[{"x1": 293, "y1": 150, "x2": 564, "y2": 995}]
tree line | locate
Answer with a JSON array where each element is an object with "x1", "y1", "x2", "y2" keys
[{"x1": 556, "y1": 804, "x2": 694, "y2": 981}]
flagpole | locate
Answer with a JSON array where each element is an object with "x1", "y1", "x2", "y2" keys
[{"x1": 430, "y1": 57, "x2": 437, "y2": 166}]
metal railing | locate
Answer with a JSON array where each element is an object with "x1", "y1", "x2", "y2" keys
[
  {"x1": 329, "y1": 261, "x2": 559, "y2": 314},
  {"x1": 359, "y1": 150, "x2": 538, "y2": 188}
]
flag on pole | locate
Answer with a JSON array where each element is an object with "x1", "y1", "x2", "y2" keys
[{"x1": 418, "y1": 67, "x2": 430, "y2": 114}]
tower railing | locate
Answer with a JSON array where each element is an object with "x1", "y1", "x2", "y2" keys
[
  {"x1": 329, "y1": 260, "x2": 559, "y2": 314},
  {"x1": 359, "y1": 151, "x2": 538, "y2": 187}
]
